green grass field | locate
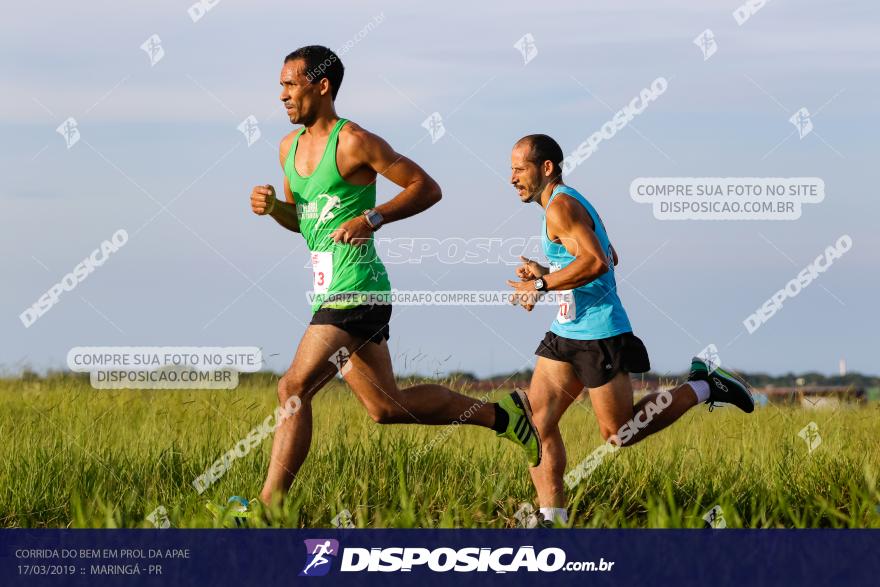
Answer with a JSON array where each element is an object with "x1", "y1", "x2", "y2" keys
[{"x1": 2, "y1": 375, "x2": 879, "y2": 528}]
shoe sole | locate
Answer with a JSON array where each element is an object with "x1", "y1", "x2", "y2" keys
[
  {"x1": 712, "y1": 367, "x2": 755, "y2": 413},
  {"x1": 512, "y1": 389, "x2": 542, "y2": 467}
]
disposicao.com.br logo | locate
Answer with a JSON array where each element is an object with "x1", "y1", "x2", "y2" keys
[
  {"x1": 300, "y1": 539, "x2": 340, "y2": 577},
  {"x1": 299, "y1": 540, "x2": 614, "y2": 575}
]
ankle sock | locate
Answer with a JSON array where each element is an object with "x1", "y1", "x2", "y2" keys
[
  {"x1": 688, "y1": 380, "x2": 711, "y2": 403},
  {"x1": 491, "y1": 403, "x2": 509, "y2": 433},
  {"x1": 539, "y1": 507, "x2": 569, "y2": 525}
]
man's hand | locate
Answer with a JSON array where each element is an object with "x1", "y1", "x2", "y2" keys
[
  {"x1": 330, "y1": 216, "x2": 373, "y2": 245},
  {"x1": 506, "y1": 279, "x2": 542, "y2": 312},
  {"x1": 251, "y1": 184, "x2": 277, "y2": 215},
  {"x1": 515, "y1": 256, "x2": 549, "y2": 280}
]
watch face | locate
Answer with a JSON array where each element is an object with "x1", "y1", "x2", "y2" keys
[
  {"x1": 534, "y1": 278, "x2": 544, "y2": 291},
  {"x1": 365, "y1": 210, "x2": 382, "y2": 228}
]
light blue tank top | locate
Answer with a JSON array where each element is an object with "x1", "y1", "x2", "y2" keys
[{"x1": 542, "y1": 185, "x2": 632, "y2": 340}]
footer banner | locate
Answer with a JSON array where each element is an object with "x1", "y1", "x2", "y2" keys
[{"x1": 2, "y1": 529, "x2": 877, "y2": 586}]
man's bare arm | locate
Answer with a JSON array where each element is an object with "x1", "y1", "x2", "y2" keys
[
  {"x1": 329, "y1": 126, "x2": 442, "y2": 244},
  {"x1": 357, "y1": 130, "x2": 442, "y2": 223},
  {"x1": 542, "y1": 196, "x2": 610, "y2": 291},
  {"x1": 250, "y1": 135, "x2": 300, "y2": 232},
  {"x1": 267, "y1": 176, "x2": 300, "y2": 233}
]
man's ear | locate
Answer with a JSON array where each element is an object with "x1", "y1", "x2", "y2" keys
[
  {"x1": 318, "y1": 77, "x2": 331, "y2": 97},
  {"x1": 543, "y1": 160, "x2": 554, "y2": 178}
]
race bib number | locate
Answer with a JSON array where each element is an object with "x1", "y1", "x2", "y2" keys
[
  {"x1": 311, "y1": 251, "x2": 333, "y2": 294},
  {"x1": 550, "y1": 263, "x2": 576, "y2": 324},
  {"x1": 556, "y1": 291, "x2": 576, "y2": 323}
]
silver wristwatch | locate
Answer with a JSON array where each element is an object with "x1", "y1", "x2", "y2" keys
[
  {"x1": 534, "y1": 278, "x2": 548, "y2": 292},
  {"x1": 363, "y1": 208, "x2": 384, "y2": 230}
]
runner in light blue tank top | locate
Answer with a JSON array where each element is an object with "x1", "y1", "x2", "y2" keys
[
  {"x1": 507, "y1": 134, "x2": 755, "y2": 527},
  {"x1": 542, "y1": 184, "x2": 632, "y2": 340}
]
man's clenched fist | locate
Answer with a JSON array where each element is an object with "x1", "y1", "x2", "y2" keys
[{"x1": 251, "y1": 184, "x2": 277, "y2": 215}]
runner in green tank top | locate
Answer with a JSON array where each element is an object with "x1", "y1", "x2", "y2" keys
[
  {"x1": 283, "y1": 117, "x2": 391, "y2": 312},
  {"x1": 226, "y1": 45, "x2": 542, "y2": 519}
]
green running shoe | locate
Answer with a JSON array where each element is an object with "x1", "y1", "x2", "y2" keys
[
  {"x1": 688, "y1": 358, "x2": 755, "y2": 413},
  {"x1": 497, "y1": 389, "x2": 542, "y2": 467},
  {"x1": 206, "y1": 496, "x2": 253, "y2": 527}
]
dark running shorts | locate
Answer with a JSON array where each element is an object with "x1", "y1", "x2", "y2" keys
[
  {"x1": 310, "y1": 304, "x2": 392, "y2": 344},
  {"x1": 534, "y1": 331, "x2": 650, "y2": 388}
]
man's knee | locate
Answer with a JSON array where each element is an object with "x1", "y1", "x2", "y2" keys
[
  {"x1": 277, "y1": 373, "x2": 317, "y2": 406},
  {"x1": 367, "y1": 402, "x2": 408, "y2": 424},
  {"x1": 599, "y1": 423, "x2": 626, "y2": 444},
  {"x1": 530, "y1": 396, "x2": 565, "y2": 433},
  {"x1": 601, "y1": 418, "x2": 640, "y2": 447}
]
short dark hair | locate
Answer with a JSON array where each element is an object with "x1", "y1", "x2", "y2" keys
[
  {"x1": 518, "y1": 134, "x2": 564, "y2": 178},
  {"x1": 284, "y1": 45, "x2": 345, "y2": 100}
]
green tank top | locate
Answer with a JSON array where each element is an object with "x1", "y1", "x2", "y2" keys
[{"x1": 283, "y1": 118, "x2": 391, "y2": 312}]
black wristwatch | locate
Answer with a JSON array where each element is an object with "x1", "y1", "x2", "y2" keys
[
  {"x1": 362, "y1": 208, "x2": 384, "y2": 231},
  {"x1": 534, "y1": 278, "x2": 548, "y2": 292}
]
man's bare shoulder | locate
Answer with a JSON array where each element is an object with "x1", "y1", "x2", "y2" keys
[
  {"x1": 339, "y1": 121, "x2": 390, "y2": 158},
  {"x1": 278, "y1": 128, "x2": 302, "y2": 165},
  {"x1": 546, "y1": 193, "x2": 594, "y2": 230}
]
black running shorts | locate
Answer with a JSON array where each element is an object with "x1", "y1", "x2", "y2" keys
[
  {"x1": 310, "y1": 304, "x2": 392, "y2": 344},
  {"x1": 534, "y1": 331, "x2": 650, "y2": 388}
]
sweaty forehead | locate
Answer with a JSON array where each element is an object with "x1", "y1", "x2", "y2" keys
[
  {"x1": 511, "y1": 142, "x2": 533, "y2": 162},
  {"x1": 280, "y1": 60, "x2": 307, "y2": 81}
]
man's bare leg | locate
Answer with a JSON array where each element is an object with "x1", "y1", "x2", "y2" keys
[
  {"x1": 526, "y1": 363, "x2": 702, "y2": 514},
  {"x1": 588, "y1": 372, "x2": 698, "y2": 445},
  {"x1": 526, "y1": 357, "x2": 584, "y2": 508},
  {"x1": 341, "y1": 341, "x2": 541, "y2": 468},
  {"x1": 259, "y1": 324, "x2": 360, "y2": 505},
  {"x1": 260, "y1": 330, "x2": 500, "y2": 505},
  {"x1": 342, "y1": 338, "x2": 495, "y2": 427}
]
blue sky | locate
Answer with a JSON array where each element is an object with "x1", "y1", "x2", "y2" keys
[{"x1": 2, "y1": 0, "x2": 878, "y2": 377}]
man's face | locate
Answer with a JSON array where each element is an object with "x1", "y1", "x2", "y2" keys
[
  {"x1": 279, "y1": 59, "x2": 321, "y2": 125},
  {"x1": 510, "y1": 143, "x2": 543, "y2": 203}
]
